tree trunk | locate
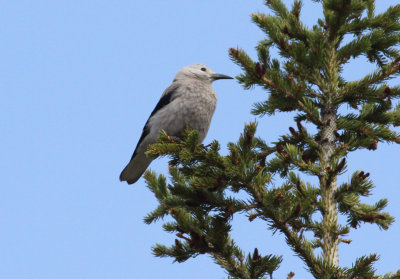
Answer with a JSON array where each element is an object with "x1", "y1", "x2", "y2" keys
[{"x1": 320, "y1": 102, "x2": 339, "y2": 266}]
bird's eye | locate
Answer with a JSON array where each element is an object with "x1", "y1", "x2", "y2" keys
[{"x1": 201, "y1": 67, "x2": 207, "y2": 72}]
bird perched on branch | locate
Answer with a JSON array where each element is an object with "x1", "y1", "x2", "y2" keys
[{"x1": 120, "y1": 64, "x2": 233, "y2": 184}]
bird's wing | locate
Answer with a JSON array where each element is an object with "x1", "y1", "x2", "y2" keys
[
  {"x1": 120, "y1": 83, "x2": 182, "y2": 184},
  {"x1": 130, "y1": 83, "x2": 181, "y2": 159},
  {"x1": 148, "y1": 83, "x2": 181, "y2": 118}
]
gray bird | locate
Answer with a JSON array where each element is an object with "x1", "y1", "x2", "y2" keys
[{"x1": 120, "y1": 64, "x2": 233, "y2": 184}]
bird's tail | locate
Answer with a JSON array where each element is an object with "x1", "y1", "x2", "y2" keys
[{"x1": 119, "y1": 151, "x2": 153, "y2": 184}]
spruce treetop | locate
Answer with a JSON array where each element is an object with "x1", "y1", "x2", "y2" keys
[{"x1": 143, "y1": 1, "x2": 400, "y2": 278}]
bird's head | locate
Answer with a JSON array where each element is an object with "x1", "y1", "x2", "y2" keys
[{"x1": 174, "y1": 64, "x2": 233, "y2": 84}]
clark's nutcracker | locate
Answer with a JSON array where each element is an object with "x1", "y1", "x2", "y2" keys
[{"x1": 120, "y1": 64, "x2": 233, "y2": 184}]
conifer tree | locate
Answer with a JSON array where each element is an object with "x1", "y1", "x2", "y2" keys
[{"x1": 143, "y1": 1, "x2": 400, "y2": 278}]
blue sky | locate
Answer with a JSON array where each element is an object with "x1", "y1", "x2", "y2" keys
[{"x1": 1, "y1": 1, "x2": 399, "y2": 278}]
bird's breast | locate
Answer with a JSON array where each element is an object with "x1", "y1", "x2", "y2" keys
[{"x1": 179, "y1": 85, "x2": 217, "y2": 129}]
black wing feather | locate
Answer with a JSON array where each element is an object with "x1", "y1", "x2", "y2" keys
[{"x1": 130, "y1": 85, "x2": 179, "y2": 159}]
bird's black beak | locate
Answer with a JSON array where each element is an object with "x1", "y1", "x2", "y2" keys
[{"x1": 211, "y1": 73, "x2": 234, "y2": 80}]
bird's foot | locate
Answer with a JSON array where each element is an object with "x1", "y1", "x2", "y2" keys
[{"x1": 167, "y1": 136, "x2": 181, "y2": 143}]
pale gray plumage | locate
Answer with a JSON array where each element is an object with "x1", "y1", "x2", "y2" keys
[{"x1": 120, "y1": 64, "x2": 233, "y2": 184}]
